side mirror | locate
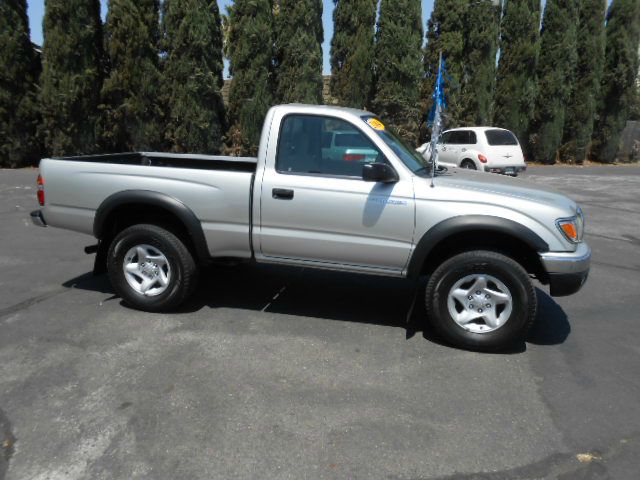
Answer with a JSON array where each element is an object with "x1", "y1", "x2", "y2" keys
[{"x1": 363, "y1": 162, "x2": 399, "y2": 183}]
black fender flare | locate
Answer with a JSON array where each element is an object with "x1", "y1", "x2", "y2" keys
[
  {"x1": 93, "y1": 190, "x2": 210, "y2": 261},
  {"x1": 406, "y1": 215, "x2": 549, "y2": 279}
]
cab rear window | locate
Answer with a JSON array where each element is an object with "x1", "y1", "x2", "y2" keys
[{"x1": 485, "y1": 129, "x2": 518, "y2": 146}]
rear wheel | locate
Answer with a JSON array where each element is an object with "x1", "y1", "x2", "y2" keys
[
  {"x1": 425, "y1": 250, "x2": 536, "y2": 351},
  {"x1": 460, "y1": 159, "x2": 477, "y2": 170},
  {"x1": 107, "y1": 224, "x2": 198, "y2": 312}
]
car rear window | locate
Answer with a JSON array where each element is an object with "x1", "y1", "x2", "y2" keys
[{"x1": 485, "y1": 129, "x2": 519, "y2": 146}]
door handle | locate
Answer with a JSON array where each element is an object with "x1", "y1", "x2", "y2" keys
[{"x1": 272, "y1": 188, "x2": 294, "y2": 200}]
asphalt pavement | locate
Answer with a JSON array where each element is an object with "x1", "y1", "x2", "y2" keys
[{"x1": 1, "y1": 165, "x2": 639, "y2": 479}]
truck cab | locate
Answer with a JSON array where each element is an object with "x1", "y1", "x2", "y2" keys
[{"x1": 256, "y1": 106, "x2": 417, "y2": 274}]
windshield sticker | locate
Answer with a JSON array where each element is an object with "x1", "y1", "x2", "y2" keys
[{"x1": 367, "y1": 118, "x2": 385, "y2": 131}]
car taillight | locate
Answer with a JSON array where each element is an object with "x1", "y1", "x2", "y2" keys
[
  {"x1": 37, "y1": 174, "x2": 45, "y2": 206},
  {"x1": 344, "y1": 153, "x2": 365, "y2": 162},
  {"x1": 478, "y1": 154, "x2": 488, "y2": 163}
]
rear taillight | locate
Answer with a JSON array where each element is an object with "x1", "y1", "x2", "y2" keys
[
  {"x1": 343, "y1": 153, "x2": 365, "y2": 162},
  {"x1": 37, "y1": 174, "x2": 45, "y2": 206},
  {"x1": 478, "y1": 154, "x2": 488, "y2": 163}
]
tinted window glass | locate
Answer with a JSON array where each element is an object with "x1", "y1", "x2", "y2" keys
[
  {"x1": 448, "y1": 130, "x2": 470, "y2": 144},
  {"x1": 441, "y1": 131, "x2": 452, "y2": 144},
  {"x1": 468, "y1": 131, "x2": 477, "y2": 144},
  {"x1": 485, "y1": 129, "x2": 518, "y2": 145},
  {"x1": 277, "y1": 115, "x2": 382, "y2": 177},
  {"x1": 335, "y1": 133, "x2": 370, "y2": 147},
  {"x1": 321, "y1": 132, "x2": 333, "y2": 148}
]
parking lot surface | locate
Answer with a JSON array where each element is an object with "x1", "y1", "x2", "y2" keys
[{"x1": 1, "y1": 166, "x2": 639, "y2": 479}]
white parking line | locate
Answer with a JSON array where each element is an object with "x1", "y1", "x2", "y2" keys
[{"x1": 261, "y1": 285, "x2": 288, "y2": 312}]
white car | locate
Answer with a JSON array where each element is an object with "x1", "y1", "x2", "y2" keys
[{"x1": 418, "y1": 127, "x2": 527, "y2": 176}]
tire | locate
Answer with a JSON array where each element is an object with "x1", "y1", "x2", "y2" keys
[
  {"x1": 460, "y1": 159, "x2": 477, "y2": 170},
  {"x1": 107, "y1": 224, "x2": 198, "y2": 312},
  {"x1": 425, "y1": 250, "x2": 536, "y2": 352}
]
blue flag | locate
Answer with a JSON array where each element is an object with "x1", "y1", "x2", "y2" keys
[{"x1": 427, "y1": 57, "x2": 447, "y2": 127}]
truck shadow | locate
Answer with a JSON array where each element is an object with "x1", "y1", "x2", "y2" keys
[{"x1": 63, "y1": 264, "x2": 570, "y2": 352}]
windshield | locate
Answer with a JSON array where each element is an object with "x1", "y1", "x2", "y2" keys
[{"x1": 361, "y1": 116, "x2": 429, "y2": 175}]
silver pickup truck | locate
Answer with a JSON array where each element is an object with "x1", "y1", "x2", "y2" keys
[{"x1": 31, "y1": 104, "x2": 590, "y2": 351}]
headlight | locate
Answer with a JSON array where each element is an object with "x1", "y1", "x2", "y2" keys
[{"x1": 556, "y1": 207, "x2": 584, "y2": 243}]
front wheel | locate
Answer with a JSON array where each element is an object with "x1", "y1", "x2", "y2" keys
[
  {"x1": 107, "y1": 224, "x2": 198, "y2": 312},
  {"x1": 425, "y1": 251, "x2": 536, "y2": 351}
]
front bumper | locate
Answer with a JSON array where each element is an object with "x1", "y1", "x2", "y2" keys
[
  {"x1": 484, "y1": 165, "x2": 527, "y2": 175},
  {"x1": 539, "y1": 242, "x2": 591, "y2": 297},
  {"x1": 30, "y1": 210, "x2": 47, "y2": 227}
]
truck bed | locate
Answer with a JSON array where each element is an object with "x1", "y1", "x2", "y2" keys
[{"x1": 39, "y1": 152, "x2": 258, "y2": 259}]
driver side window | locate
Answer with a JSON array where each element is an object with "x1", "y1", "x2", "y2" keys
[{"x1": 277, "y1": 115, "x2": 383, "y2": 178}]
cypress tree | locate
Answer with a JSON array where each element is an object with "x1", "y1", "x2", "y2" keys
[
  {"x1": 161, "y1": 0, "x2": 226, "y2": 153},
  {"x1": 226, "y1": 0, "x2": 274, "y2": 156},
  {"x1": 630, "y1": 72, "x2": 640, "y2": 121},
  {"x1": 422, "y1": 0, "x2": 468, "y2": 133},
  {"x1": 373, "y1": 0, "x2": 423, "y2": 144},
  {"x1": 40, "y1": 0, "x2": 104, "y2": 156},
  {"x1": 528, "y1": 0, "x2": 579, "y2": 164},
  {"x1": 559, "y1": 0, "x2": 607, "y2": 164},
  {"x1": 98, "y1": 0, "x2": 163, "y2": 152},
  {"x1": 459, "y1": 0, "x2": 500, "y2": 126},
  {"x1": 493, "y1": 0, "x2": 541, "y2": 145},
  {"x1": 330, "y1": 0, "x2": 377, "y2": 109},
  {"x1": 591, "y1": 0, "x2": 640, "y2": 163},
  {"x1": 0, "y1": 0, "x2": 41, "y2": 167},
  {"x1": 274, "y1": 0, "x2": 324, "y2": 104}
]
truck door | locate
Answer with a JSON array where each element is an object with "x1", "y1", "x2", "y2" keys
[{"x1": 257, "y1": 114, "x2": 415, "y2": 274}]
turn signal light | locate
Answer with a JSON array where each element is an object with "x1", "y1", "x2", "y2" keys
[
  {"x1": 37, "y1": 174, "x2": 45, "y2": 206},
  {"x1": 560, "y1": 222, "x2": 578, "y2": 241},
  {"x1": 478, "y1": 154, "x2": 488, "y2": 163}
]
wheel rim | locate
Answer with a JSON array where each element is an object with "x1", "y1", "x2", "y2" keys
[
  {"x1": 462, "y1": 161, "x2": 476, "y2": 170},
  {"x1": 123, "y1": 244, "x2": 171, "y2": 297},
  {"x1": 447, "y1": 274, "x2": 513, "y2": 334}
]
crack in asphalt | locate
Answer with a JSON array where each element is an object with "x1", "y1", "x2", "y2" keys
[
  {"x1": 586, "y1": 232, "x2": 639, "y2": 245},
  {"x1": 0, "y1": 286, "x2": 69, "y2": 322},
  {"x1": 591, "y1": 261, "x2": 640, "y2": 273},
  {"x1": 0, "y1": 409, "x2": 15, "y2": 480},
  {"x1": 578, "y1": 201, "x2": 640, "y2": 215},
  {"x1": 396, "y1": 435, "x2": 638, "y2": 480},
  {"x1": 395, "y1": 432, "x2": 640, "y2": 480},
  {"x1": 396, "y1": 453, "x2": 576, "y2": 480}
]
